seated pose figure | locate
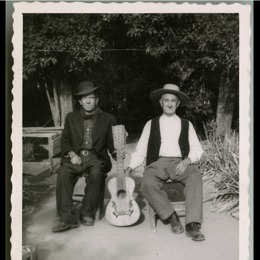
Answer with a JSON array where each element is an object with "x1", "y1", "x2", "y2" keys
[
  {"x1": 125, "y1": 83, "x2": 205, "y2": 241},
  {"x1": 52, "y1": 81, "x2": 117, "y2": 233}
]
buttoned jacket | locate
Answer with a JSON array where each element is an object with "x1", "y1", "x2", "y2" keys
[{"x1": 60, "y1": 109, "x2": 116, "y2": 171}]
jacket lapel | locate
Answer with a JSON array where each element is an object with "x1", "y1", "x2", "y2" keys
[
  {"x1": 72, "y1": 110, "x2": 84, "y2": 142},
  {"x1": 92, "y1": 112, "x2": 105, "y2": 145}
]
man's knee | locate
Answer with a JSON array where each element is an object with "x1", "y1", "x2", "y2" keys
[
  {"x1": 141, "y1": 175, "x2": 155, "y2": 195},
  {"x1": 58, "y1": 165, "x2": 71, "y2": 180},
  {"x1": 186, "y1": 166, "x2": 202, "y2": 184},
  {"x1": 188, "y1": 166, "x2": 201, "y2": 176},
  {"x1": 59, "y1": 164, "x2": 69, "y2": 172},
  {"x1": 87, "y1": 166, "x2": 106, "y2": 180}
]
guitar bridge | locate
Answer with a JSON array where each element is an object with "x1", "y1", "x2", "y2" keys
[
  {"x1": 111, "y1": 200, "x2": 134, "y2": 218},
  {"x1": 112, "y1": 209, "x2": 134, "y2": 218}
]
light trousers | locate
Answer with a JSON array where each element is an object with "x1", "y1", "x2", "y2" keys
[{"x1": 141, "y1": 157, "x2": 203, "y2": 225}]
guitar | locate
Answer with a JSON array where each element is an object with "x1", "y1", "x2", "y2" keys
[{"x1": 105, "y1": 125, "x2": 141, "y2": 226}]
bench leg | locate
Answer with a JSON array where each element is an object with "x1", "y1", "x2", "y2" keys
[{"x1": 147, "y1": 201, "x2": 157, "y2": 232}]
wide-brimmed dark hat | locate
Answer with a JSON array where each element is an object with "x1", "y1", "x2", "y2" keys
[
  {"x1": 73, "y1": 81, "x2": 99, "y2": 99},
  {"x1": 150, "y1": 83, "x2": 190, "y2": 106}
]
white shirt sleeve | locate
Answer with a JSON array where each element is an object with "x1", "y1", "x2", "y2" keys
[
  {"x1": 188, "y1": 121, "x2": 204, "y2": 163},
  {"x1": 128, "y1": 120, "x2": 151, "y2": 170}
]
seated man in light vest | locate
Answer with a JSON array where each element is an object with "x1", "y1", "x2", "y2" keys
[{"x1": 125, "y1": 83, "x2": 205, "y2": 241}]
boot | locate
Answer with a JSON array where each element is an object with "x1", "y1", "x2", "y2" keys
[
  {"x1": 186, "y1": 222, "x2": 205, "y2": 241},
  {"x1": 169, "y1": 211, "x2": 184, "y2": 234},
  {"x1": 52, "y1": 220, "x2": 80, "y2": 233}
]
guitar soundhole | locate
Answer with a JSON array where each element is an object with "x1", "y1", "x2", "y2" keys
[{"x1": 117, "y1": 190, "x2": 126, "y2": 199}]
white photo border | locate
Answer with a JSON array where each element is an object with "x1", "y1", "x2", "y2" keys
[{"x1": 11, "y1": 2, "x2": 252, "y2": 260}]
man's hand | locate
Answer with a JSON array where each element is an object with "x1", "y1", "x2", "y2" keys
[
  {"x1": 124, "y1": 167, "x2": 132, "y2": 177},
  {"x1": 176, "y1": 158, "x2": 191, "y2": 176},
  {"x1": 111, "y1": 150, "x2": 117, "y2": 161},
  {"x1": 120, "y1": 150, "x2": 126, "y2": 159},
  {"x1": 68, "y1": 151, "x2": 82, "y2": 165},
  {"x1": 111, "y1": 149, "x2": 126, "y2": 161}
]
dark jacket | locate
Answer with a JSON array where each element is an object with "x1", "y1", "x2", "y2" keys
[
  {"x1": 146, "y1": 116, "x2": 190, "y2": 166},
  {"x1": 60, "y1": 109, "x2": 117, "y2": 171}
]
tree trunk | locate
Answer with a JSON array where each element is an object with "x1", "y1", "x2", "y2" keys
[
  {"x1": 44, "y1": 79, "x2": 61, "y2": 127},
  {"x1": 53, "y1": 80, "x2": 61, "y2": 126},
  {"x1": 59, "y1": 80, "x2": 73, "y2": 126},
  {"x1": 216, "y1": 70, "x2": 235, "y2": 138},
  {"x1": 43, "y1": 75, "x2": 73, "y2": 127}
]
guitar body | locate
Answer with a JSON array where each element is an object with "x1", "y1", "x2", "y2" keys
[{"x1": 106, "y1": 176, "x2": 141, "y2": 226}]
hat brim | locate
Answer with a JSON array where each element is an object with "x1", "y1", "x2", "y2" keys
[
  {"x1": 73, "y1": 87, "x2": 99, "y2": 99},
  {"x1": 150, "y1": 89, "x2": 190, "y2": 107}
]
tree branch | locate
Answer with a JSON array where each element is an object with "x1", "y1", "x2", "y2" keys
[{"x1": 34, "y1": 48, "x2": 226, "y2": 54}]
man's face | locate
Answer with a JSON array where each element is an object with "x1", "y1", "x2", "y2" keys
[
  {"x1": 79, "y1": 93, "x2": 99, "y2": 113},
  {"x1": 159, "y1": 93, "x2": 180, "y2": 116}
]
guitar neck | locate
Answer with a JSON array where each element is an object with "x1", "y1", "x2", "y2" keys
[
  {"x1": 112, "y1": 125, "x2": 127, "y2": 196},
  {"x1": 116, "y1": 149, "x2": 126, "y2": 193}
]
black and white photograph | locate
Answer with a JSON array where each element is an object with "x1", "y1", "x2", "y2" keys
[{"x1": 9, "y1": 1, "x2": 252, "y2": 260}]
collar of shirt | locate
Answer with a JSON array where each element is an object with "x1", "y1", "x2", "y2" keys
[
  {"x1": 160, "y1": 113, "x2": 178, "y2": 121},
  {"x1": 80, "y1": 107, "x2": 102, "y2": 120}
]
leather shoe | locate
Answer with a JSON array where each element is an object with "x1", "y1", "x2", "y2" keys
[
  {"x1": 169, "y1": 211, "x2": 184, "y2": 234},
  {"x1": 52, "y1": 220, "x2": 80, "y2": 233},
  {"x1": 186, "y1": 222, "x2": 205, "y2": 241},
  {"x1": 80, "y1": 215, "x2": 95, "y2": 226}
]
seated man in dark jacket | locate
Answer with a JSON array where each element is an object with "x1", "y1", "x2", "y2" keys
[{"x1": 52, "y1": 81, "x2": 117, "y2": 232}]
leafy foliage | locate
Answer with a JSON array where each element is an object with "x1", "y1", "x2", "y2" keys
[
  {"x1": 23, "y1": 13, "x2": 239, "y2": 136},
  {"x1": 23, "y1": 14, "x2": 108, "y2": 78}
]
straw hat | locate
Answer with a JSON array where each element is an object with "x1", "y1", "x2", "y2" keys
[{"x1": 150, "y1": 83, "x2": 190, "y2": 106}]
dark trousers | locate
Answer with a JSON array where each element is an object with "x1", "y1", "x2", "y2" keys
[
  {"x1": 141, "y1": 157, "x2": 203, "y2": 225},
  {"x1": 56, "y1": 154, "x2": 107, "y2": 223}
]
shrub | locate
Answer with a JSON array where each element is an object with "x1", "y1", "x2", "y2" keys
[{"x1": 200, "y1": 121, "x2": 239, "y2": 219}]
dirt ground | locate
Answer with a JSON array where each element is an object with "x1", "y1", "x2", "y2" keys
[
  {"x1": 23, "y1": 175, "x2": 56, "y2": 216},
  {"x1": 22, "y1": 143, "x2": 239, "y2": 260}
]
